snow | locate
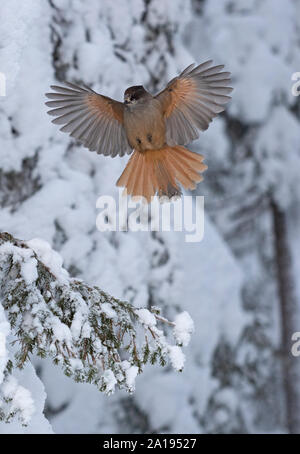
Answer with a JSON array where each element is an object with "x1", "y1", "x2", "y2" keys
[
  {"x1": 0, "y1": 3, "x2": 58, "y2": 428},
  {"x1": 168, "y1": 346, "x2": 185, "y2": 372},
  {"x1": 27, "y1": 238, "x2": 69, "y2": 284},
  {"x1": 101, "y1": 303, "x2": 117, "y2": 319},
  {"x1": 123, "y1": 362, "x2": 139, "y2": 392},
  {"x1": 2, "y1": 0, "x2": 291, "y2": 435},
  {"x1": 136, "y1": 309, "x2": 157, "y2": 328},
  {"x1": 103, "y1": 370, "x2": 117, "y2": 395},
  {"x1": 21, "y1": 257, "x2": 38, "y2": 285},
  {"x1": 192, "y1": 0, "x2": 296, "y2": 124},
  {"x1": 0, "y1": 0, "x2": 41, "y2": 94},
  {"x1": 1, "y1": 377, "x2": 34, "y2": 426},
  {"x1": 134, "y1": 373, "x2": 201, "y2": 433},
  {"x1": 0, "y1": 0, "x2": 246, "y2": 433},
  {"x1": 0, "y1": 360, "x2": 53, "y2": 434},
  {"x1": 254, "y1": 107, "x2": 300, "y2": 207},
  {"x1": 0, "y1": 0, "x2": 245, "y2": 432},
  {"x1": 0, "y1": 242, "x2": 38, "y2": 285},
  {"x1": 70, "y1": 310, "x2": 86, "y2": 340},
  {"x1": 0, "y1": 332, "x2": 7, "y2": 373},
  {"x1": 0, "y1": 301, "x2": 52, "y2": 433},
  {"x1": 51, "y1": 318, "x2": 73, "y2": 344},
  {"x1": 173, "y1": 311, "x2": 194, "y2": 347},
  {"x1": 0, "y1": 307, "x2": 10, "y2": 386}
]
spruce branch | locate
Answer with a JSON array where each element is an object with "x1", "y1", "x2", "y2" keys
[{"x1": 0, "y1": 232, "x2": 193, "y2": 398}]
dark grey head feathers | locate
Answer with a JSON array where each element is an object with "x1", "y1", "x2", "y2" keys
[{"x1": 124, "y1": 85, "x2": 148, "y2": 104}]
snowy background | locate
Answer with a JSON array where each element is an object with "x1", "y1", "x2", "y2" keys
[{"x1": 0, "y1": 0, "x2": 300, "y2": 434}]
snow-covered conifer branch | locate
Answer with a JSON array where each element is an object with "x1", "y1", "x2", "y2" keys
[{"x1": 0, "y1": 232, "x2": 193, "y2": 412}]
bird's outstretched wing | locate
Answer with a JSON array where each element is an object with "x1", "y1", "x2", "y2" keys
[
  {"x1": 45, "y1": 83, "x2": 132, "y2": 157},
  {"x1": 155, "y1": 60, "x2": 233, "y2": 146}
]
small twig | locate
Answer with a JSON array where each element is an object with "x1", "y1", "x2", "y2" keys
[{"x1": 154, "y1": 314, "x2": 175, "y2": 327}]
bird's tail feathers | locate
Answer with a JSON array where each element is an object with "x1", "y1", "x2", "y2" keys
[{"x1": 116, "y1": 145, "x2": 207, "y2": 203}]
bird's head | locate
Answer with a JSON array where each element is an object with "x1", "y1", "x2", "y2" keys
[{"x1": 124, "y1": 85, "x2": 148, "y2": 105}]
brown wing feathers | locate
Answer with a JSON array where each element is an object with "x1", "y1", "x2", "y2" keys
[
  {"x1": 45, "y1": 82, "x2": 132, "y2": 157},
  {"x1": 156, "y1": 60, "x2": 232, "y2": 146}
]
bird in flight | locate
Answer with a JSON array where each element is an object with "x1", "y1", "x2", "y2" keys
[{"x1": 46, "y1": 60, "x2": 232, "y2": 202}]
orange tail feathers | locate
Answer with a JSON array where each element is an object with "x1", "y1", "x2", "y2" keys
[{"x1": 116, "y1": 146, "x2": 207, "y2": 203}]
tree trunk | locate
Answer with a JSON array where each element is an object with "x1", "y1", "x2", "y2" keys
[{"x1": 271, "y1": 200, "x2": 300, "y2": 433}]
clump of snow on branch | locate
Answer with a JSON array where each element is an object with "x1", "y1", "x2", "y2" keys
[
  {"x1": 0, "y1": 376, "x2": 34, "y2": 426},
  {"x1": 173, "y1": 311, "x2": 194, "y2": 347},
  {"x1": 0, "y1": 303, "x2": 35, "y2": 427},
  {"x1": 0, "y1": 232, "x2": 193, "y2": 424}
]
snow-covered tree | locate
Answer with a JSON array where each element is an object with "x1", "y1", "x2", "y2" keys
[
  {"x1": 190, "y1": 0, "x2": 300, "y2": 433},
  {"x1": 0, "y1": 0, "x2": 248, "y2": 434},
  {"x1": 0, "y1": 231, "x2": 193, "y2": 429}
]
